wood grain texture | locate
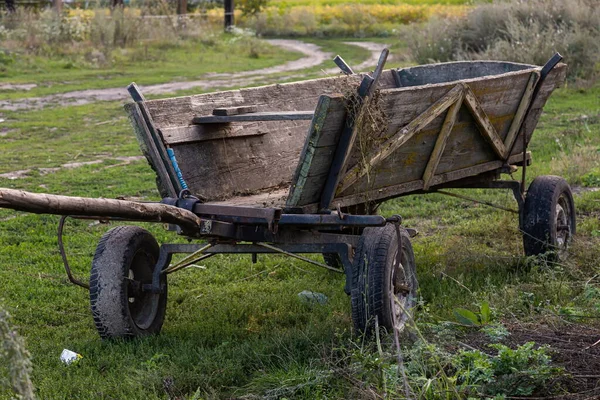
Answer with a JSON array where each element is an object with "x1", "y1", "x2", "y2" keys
[
  {"x1": 286, "y1": 95, "x2": 346, "y2": 207},
  {"x1": 213, "y1": 105, "x2": 258, "y2": 116},
  {"x1": 193, "y1": 111, "x2": 314, "y2": 124},
  {"x1": 503, "y1": 71, "x2": 538, "y2": 156},
  {"x1": 422, "y1": 92, "x2": 464, "y2": 190},
  {"x1": 301, "y1": 152, "x2": 532, "y2": 212},
  {"x1": 125, "y1": 102, "x2": 177, "y2": 198},
  {"x1": 338, "y1": 68, "x2": 539, "y2": 197},
  {"x1": 339, "y1": 84, "x2": 464, "y2": 194},
  {"x1": 0, "y1": 188, "x2": 202, "y2": 232},
  {"x1": 159, "y1": 124, "x2": 268, "y2": 145},
  {"x1": 463, "y1": 85, "x2": 507, "y2": 159},
  {"x1": 143, "y1": 75, "x2": 362, "y2": 202}
]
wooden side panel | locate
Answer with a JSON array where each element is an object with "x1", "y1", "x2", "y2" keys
[
  {"x1": 509, "y1": 64, "x2": 567, "y2": 154},
  {"x1": 142, "y1": 75, "x2": 362, "y2": 201},
  {"x1": 396, "y1": 60, "x2": 534, "y2": 87},
  {"x1": 286, "y1": 95, "x2": 347, "y2": 207},
  {"x1": 338, "y1": 69, "x2": 536, "y2": 197},
  {"x1": 124, "y1": 102, "x2": 176, "y2": 198}
]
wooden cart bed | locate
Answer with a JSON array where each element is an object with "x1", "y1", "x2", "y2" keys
[{"x1": 125, "y1": 60, "x2": 566, "y2": 212}]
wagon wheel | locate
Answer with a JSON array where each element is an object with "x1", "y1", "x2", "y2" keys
[
  {"x1": 351, "y1": 224, "x2": 418, "y2": 334},
  {"x1": 89, "y1": 226, "x2": 167, "y2": 339},
  {"x1": 522, "y1": 175, "x2": 576, "y2": 261}
]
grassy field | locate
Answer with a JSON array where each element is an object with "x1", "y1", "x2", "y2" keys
[{"x1": 1, "y1": 36, "x2": 599, "y2": 399}]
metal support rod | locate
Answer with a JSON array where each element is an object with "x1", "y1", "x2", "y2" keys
[
  {"x1": 57, "y1": 216, "x2": 90, "y2": 290},
  {"x1": 435, "y1": 190, "x2": 519, "y2": 214},
  {"x1": 163, "y1": 253, "x2": 215, "y2": 275},
  {"x1": 256, "y1": 242, "x2": 343, "y2": 273},
  {"x1": 162, "y1": 242, "x2": 213, "y2": 274},
  {"x1": 224, "y1": 0, "x2": 234, "y2": 30}
]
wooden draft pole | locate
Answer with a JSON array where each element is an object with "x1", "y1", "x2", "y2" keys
[
  {"x1": 224, "y1": 0, "x2": 234, "y2": 30},
  {"x1": 0, "y1": 188, "x2": 202, "y2": 233}
]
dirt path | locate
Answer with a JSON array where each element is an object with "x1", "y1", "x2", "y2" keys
[{"x1": 0, "y1": 40, "x2": 387, "y2": 112}]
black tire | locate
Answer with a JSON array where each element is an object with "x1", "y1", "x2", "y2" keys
[
  {"x1": 90, "y1": 226, "x2": 167, "y2": 339},
  {"x1": 351, "y1": 224, "x2": 418, "y2": 334},
  {"x1": 522, "y1": 175, "x2": 576, "y2": 261}
]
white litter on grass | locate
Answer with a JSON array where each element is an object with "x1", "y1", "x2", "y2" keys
[{"x1": 60, "y1": 349, "x2": 82, "y2": 365}]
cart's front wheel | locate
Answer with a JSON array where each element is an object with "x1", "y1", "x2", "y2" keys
[
  {"x1": 522, "y1": 175, "x2": 576, "y2": 261},
  {"x1": 90, "y1": 226, "x2": 167, "y2": 339},
  {"x1": 351, "y1": 224, "x2": 418, "y2": 334}
]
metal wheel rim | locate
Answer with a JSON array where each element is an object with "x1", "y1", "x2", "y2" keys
[
  {"x1": 390, "y1": 248, "x2": 411, "y2": 330},
  {"x1": 126, "y1": 249, "x2": 160, "y2": 330},
  {"x1": 555, "y1": 193, "x2": 572, "y2": 257}
]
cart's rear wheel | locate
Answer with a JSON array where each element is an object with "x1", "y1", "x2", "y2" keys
[
  {"x1": 522, "y1": 175, "x2": 576, "y2": 261},
  {"x1": 90, "y1": 226, "x2": 167, "y2": 339},
  {"x1": 351, "y1": 224, "x2": 418, "y2": 334}
]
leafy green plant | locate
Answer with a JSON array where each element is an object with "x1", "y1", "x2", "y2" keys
[
  {"x1": 0, "y1": 306, "x2": 35, "y2": 400},
  {"x1": 455, "y1": 342, "x2": 561, "y2": 397},
  {"x1": 453, "y1": 302, "x2": 492, "y2": 326}
]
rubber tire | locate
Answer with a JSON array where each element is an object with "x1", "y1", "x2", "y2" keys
[
  {"x1": 522, "y1": 175, "x2": 576, "y2": 261},
  {"x1": 90, "y1": 226, "x2": 167, "y2": 339},
  {"x1": 351, "y1": 224, "x2": 418, "y2": 334}
]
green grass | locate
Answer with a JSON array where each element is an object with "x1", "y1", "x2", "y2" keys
[
  {"x1": 1, "y1": 37, "x2": 599, "y2": 399},
  {"x1": 0, "y1": 35, "x2": 303, "y2": 99}
]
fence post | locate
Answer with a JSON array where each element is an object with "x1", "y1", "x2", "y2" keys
[
  {"x1": 177, "y1": 0, "x2": 187, "y2": 15},
  {"x1": 53, "y1": 0, "x2": 62, "y2": 13},
  {"x1": 224, "y1": 0, "x2": 234, "y2": 31}
]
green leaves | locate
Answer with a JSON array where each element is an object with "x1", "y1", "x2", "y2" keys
[
  {"x1": 453, "y1": 308, "x2": 481, "y2": 326},
  {"x1": 453, "y1": 302, "x2": 492, "y2": 327}
]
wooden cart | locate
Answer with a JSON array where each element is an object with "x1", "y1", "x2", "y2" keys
[{"x1": 0, "y1": 51, "x2": 574, "y2": 339}]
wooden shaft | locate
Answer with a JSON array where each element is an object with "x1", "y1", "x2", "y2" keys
[{"x1": 0, "y1": 188, "x2": 202, "y2": 232}]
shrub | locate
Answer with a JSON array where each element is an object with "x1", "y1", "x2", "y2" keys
[
  {"x1": 240, "y1": 4, "x2": 468, "y2": 37},
  {"x1": 407, "y1": 0, "x2": 600, "y2": 80},
  {"x1": 0, "y1": 306, "x2": 35, "y2": 400}
]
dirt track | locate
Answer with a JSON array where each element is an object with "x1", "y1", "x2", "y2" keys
[{"x1": 0, "y1": 40, "x2": 388, "y2": 112}]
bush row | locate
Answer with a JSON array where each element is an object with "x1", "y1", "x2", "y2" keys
[{"x1": 406, "y1": 0, "x2": 600, "y2": 81}]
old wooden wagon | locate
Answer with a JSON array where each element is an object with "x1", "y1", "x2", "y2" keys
[{"x1": 0, "y1": 51, "x2": 574, "y2": 339}]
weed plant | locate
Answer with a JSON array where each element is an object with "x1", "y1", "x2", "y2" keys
[
  {"x1": 0, "y1": 306, "x2": 35, "y2": 400},
  {"x1": 407, "y1": 0, "x2": 600, "y2": 81}
]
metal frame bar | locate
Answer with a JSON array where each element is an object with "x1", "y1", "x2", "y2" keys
[{"x1": 147, "y1": 241, "x2": 355, "y2": 295}]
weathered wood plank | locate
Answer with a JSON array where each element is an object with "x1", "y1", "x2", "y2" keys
[
  {"x1": 463, "y1": 84, "x2": 507, "y2": 159},
  {"x1": 300, "y1": 152, "x2": 532, "y2": 212},
  {"x1": 318, "y1": 49, "x2": 389, "y2": 211},
  {"x1": 503, "y1": 71, "x2": 539, "y2": 156},
  {"x1": 141, "y1": 74, "x2": 364, "y2": 202},
  {"x1": 395, "y1": 61, "x2": 534, "y2": 87},
  {"x1": 339, "y1": 84, "x2": 464, "y2": 194},
  {"x1": 213, "y1": 105, "x2": 257, "y2": 116},
  {"x1": 287, "y1": 95, "x2": 342, "y2": 207},
  {"x1": 193, "y1": 111, "x2": 315, "y2": 124},
  {"x1": 159, "y1": 124, "x2": 267, "y2": 145},
  {"x1": 422, "y1": 92, "x2": 464, "y2": 190},
  {"x1": 125, "y1": 102, "x2": 177, "y2": 198},
  {"x1": 337, "y1": 68, "x2": 541, "y2": 199},
  {"x1": 206, "y1": 187, "x2": 289, "y2": 208}
]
